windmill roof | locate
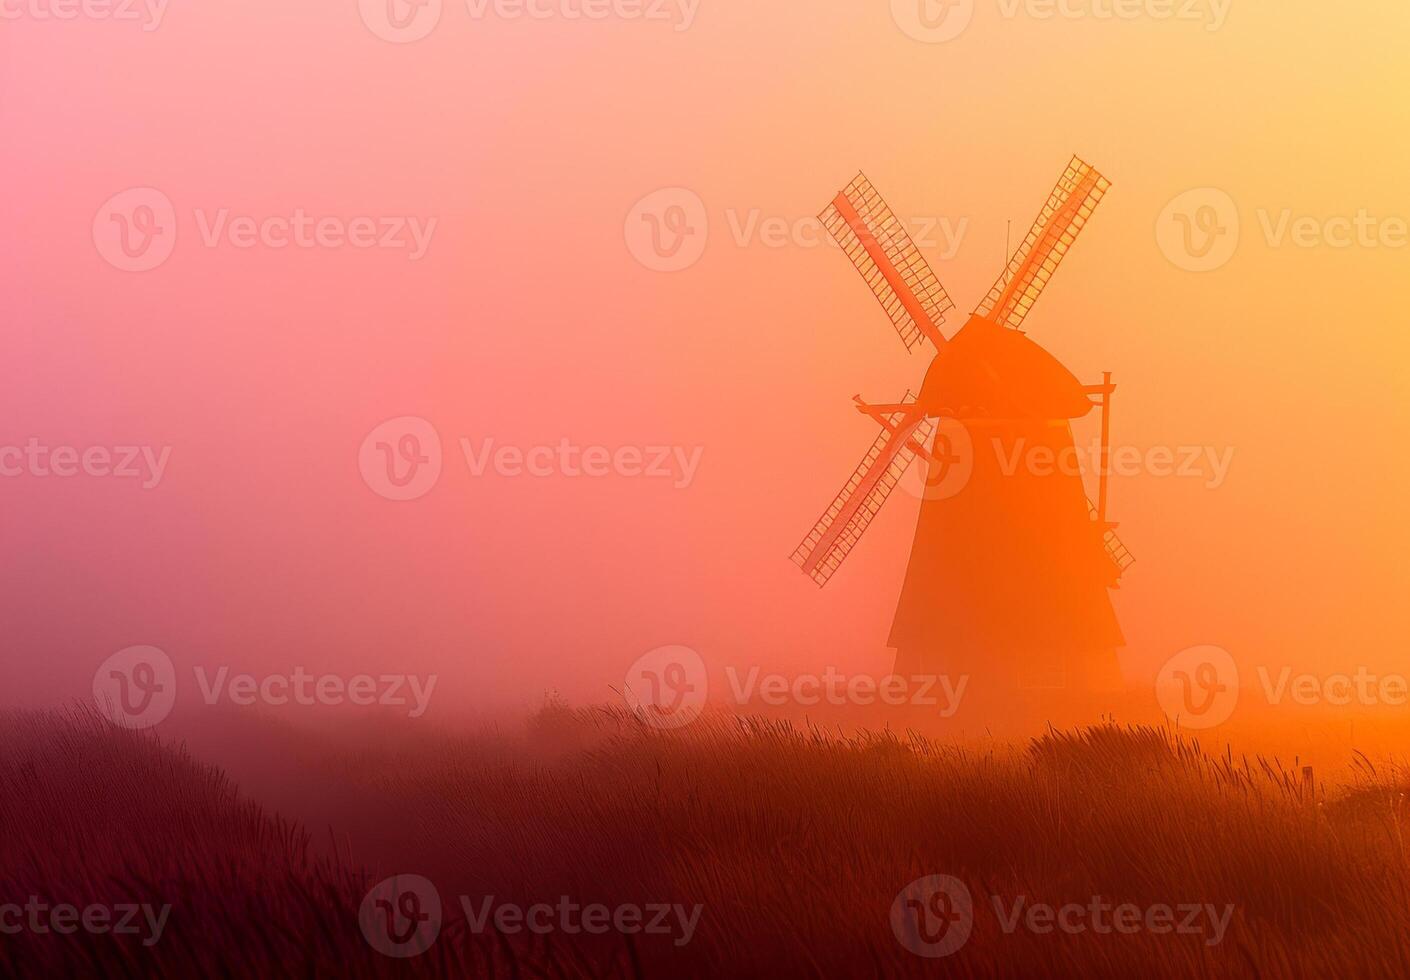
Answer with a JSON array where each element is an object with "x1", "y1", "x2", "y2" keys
[{"x1": 918, "y1": 315, "x2": 1095, "y2": 420}]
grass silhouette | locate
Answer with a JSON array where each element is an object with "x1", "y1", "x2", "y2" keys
[{"x1": 3, "y1": 703, "x2": 1409, "y2": 976}]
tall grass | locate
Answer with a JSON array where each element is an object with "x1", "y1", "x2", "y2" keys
[{"x1": 4, "y1": 704, "x2": 1410, "y2": 976}]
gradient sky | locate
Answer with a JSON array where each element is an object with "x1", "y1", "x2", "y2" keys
[{"x1": 1, "y1": 0, "x2": 1407, "y2": 718}]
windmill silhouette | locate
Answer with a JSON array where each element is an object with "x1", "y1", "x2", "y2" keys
[{"x1": 792, "y1": 157, "x2": 1132, "y2": 695}]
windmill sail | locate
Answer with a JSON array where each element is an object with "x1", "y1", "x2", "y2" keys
[
  {"x1": 821, "y1": 174, "x2": 955, "y2": 351},
  {"x1": 976, "y1": 157, "x2": 1111, "y2": 332},
  {"x1": 792, "y1": 398, "x2": 933, "y2": 587}
]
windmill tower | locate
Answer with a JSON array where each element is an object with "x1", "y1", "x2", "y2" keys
[{"x1": 792, "y1": 157, "x2": 1133, "y2": 697}]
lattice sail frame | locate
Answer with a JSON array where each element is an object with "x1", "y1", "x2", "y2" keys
[
  {"x1": 975, "y1": 156, "x2": 1111, "y2": 332},
  {"x1": 821, "y1": 174, "x2": 955, "y2": 352},
  {"x1": 792, "y1": 396, "x2": 933, "y2": 587}
]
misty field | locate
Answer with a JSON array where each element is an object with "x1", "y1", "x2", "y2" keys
[{"x1": 4, "y1": 704, "x2": 1410, "y2": 977}]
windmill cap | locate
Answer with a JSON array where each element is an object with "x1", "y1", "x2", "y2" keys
[{"x1": 918, "y1": 315, "x2": 1095, "y2": 421}]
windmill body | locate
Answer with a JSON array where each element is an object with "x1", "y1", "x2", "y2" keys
[
  {"x1": 890, "y1": 314, "x2": 1124, "y2": 692},
  {"x1": 793, "y1": 158, "x2": 1132, "y2": 696}
]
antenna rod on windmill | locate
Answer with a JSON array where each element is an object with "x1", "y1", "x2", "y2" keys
[{"x1": 1003, "y1": 219, "x2": 1012, "y2": 286}]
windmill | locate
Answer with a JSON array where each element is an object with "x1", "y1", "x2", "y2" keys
[{"x1": 792, "y1": 157, "x2": 1133, "y2": 692}]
